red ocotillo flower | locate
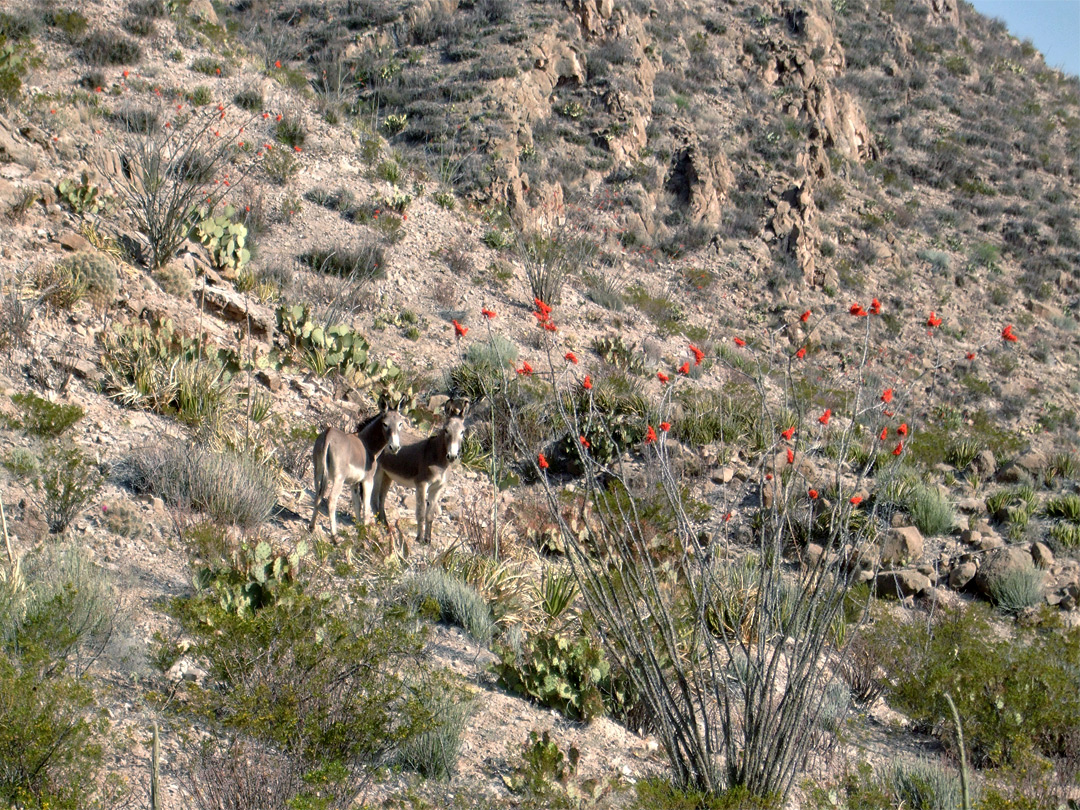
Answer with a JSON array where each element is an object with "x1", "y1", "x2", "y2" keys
[
  {"x1": 645, "y1": 425, "x2": 658, "y2": 444},
  {"x1": 881, "y1": 388, "x2": 893, "y2": 403},
  {"x1": 850, "y1": 303, "x2": 867, "y2": 317},
  {"x1": 689, "y1": 344, "x2": 705, "y2": 365},
  {"x1": 582, "y1": 375, "x2": 592, "y2": 390},
  {"x1": 564, "y1": 352, "x2": 578, "y2": 364},
  {"x1": 800, "y1": 309, "x2": 811, "y2": 322},
  {"x1": 796, "y1": 346, "x2": 807, "y2": 359},
  {"x1": 1002, "y1": 324, "x2": 1018, "y2": 342},
  {"x1": 870, "y1": 297, "x2": 882, "y2": 315},
  {"x1": 517, "y1": 361, "x2": 533, "y2": 375},
  {"x1": 733, "y1": 336, "x2": 746, "y2": 347},
  {"x1": 538, "y1": 452, "x2": 549, "y2": 469},
  {"x1": 481, "y1": 307, "x2": 496, "y2": 319},
  {"x1": 452, "y1": 319, "x2": 468, "y2": 338},
  {"x1": 893, "y1": 441, "x2": 904, "y2": 456},
  {"x1": 850, "y1": 495, "x2": 863, "y2": 505},
  {"x1": 818, "y1": 408, "x2": 832, "y2": 425},
  {"x1": 808, "y1": 488, "x2": 819, "y2": 499},
  {"x1": 897, "y1": 423, "x2": 908, "y2": 436},
  {"x1": 927, "y1": 311, "x2": 942, "y2": 328},
  {"x1": 678, "y1": 361, "x2": 690, "y2": 375},
  {"x1": 786, "y1": 448, "x2": 795, "y2": 465},
  {"x1": 781, "y1": 426, "x2": 796, "y2": 441},
  {"x1": 579, "y1": 435, "x2": 590, "y2": 448},
  {"x1": 657, "y1": 371, "x2": 669, "y2": 384},
  {"x1": 880, "y1": 427, "x2": 888, "y2": 441},
  {"x1": 659, "y1": 421, "x2": 671, "y2": 432}
]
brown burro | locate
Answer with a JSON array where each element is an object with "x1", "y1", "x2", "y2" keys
[
  {"x1": 373, "y1": 398, "x2": 468, "y2": 545},
  {"x1": 308, "y1": 401, "x2": 405, "y2": 537}
]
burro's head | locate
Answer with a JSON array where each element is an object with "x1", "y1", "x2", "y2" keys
[{"x1": 444, "y1": 398, "x2": 469, "y2": 461}]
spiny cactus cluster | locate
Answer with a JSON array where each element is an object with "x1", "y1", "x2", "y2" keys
[{"x1": 60, "y1": 250, "x2": 118, "y2": 307}]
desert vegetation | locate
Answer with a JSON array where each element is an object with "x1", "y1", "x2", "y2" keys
[{"x1": 0, "y1": 0, "x2": 1077, "y2": 807}]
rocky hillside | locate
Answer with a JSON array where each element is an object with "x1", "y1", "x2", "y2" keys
[{"x1": 0, "y1": 0, "x2": 1077, "y2": 808}]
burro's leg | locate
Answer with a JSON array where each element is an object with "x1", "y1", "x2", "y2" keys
[
  {"x1": 414, "y1": 481, "x2": 429, "y2": 544},
  {"x1": 326, "y1": 477, "x2": 344, "y2": 536},
  {"x1": 423, "y1": 480, "x2": 445, "y2": 544}
]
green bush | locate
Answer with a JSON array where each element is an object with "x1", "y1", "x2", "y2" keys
[
  {"x1": 119, "y1": 441, "x2": 277, "y2": 528},
  {"x1": 191, "y1": 56, "x2": 230, "y2": 76},
  {"x1": 275, "y1": 114, "x2": 306, "y2": 148},
  {"x1": 864, "y1": 603, "x2": 1080, "y2": 769},
  {"x1": 173, "y1": 581, "x2": 435, "y2": 801},
  {"x1": 881, "y1": 477, "x2": 954, "y2": 536},
  {"x1": 10, "y1": 392, "x2": 84, "y2": 437},
  {"x1": 299, "y1": 241, "x2": 385, "y2": 281},
  {"x1": 80, "y1": 30, "x2": 141, "y2": 65},
  {"x1": 986, "y1": 567, "x2": 1044, "y2": 616},
  {"x1": 35, "y1": 443, "x2": 103, "y2": 534},
  {"x1": 394, "y1": 674, "x2": 474, "y2": 779},
  {"x1": 48, "y1": 9, "x2": 89, "y2": 39},
  {"x1": 3, "y1": 540, "x2": 118, "y2": 672},
  {"x1": 886, "y1": 758, "x2": 965, "y2": 810},
  {"x1": 401, "y1": 567, "x2": 496, "y2": 645},
  {"x1": 1044, "y1": 493, "x2": 1080, "y2": 523},
  {"x1": 494, "y1": 629, "x2": 619, "y2": 722},
  {"x1": 233, "y1": 86, "x2": 263, "y2": 111}
]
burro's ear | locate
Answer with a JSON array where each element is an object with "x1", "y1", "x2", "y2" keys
[
  {"x1": 378, "y1": 391, "x2": 389, "y2": 411},
  {"x1": 445, "y1": 397, "x2": 469, "y2": 418}
]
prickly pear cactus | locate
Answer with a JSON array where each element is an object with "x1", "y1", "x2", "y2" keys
[
  {"x1": 276, "y1": 303, "x2": 402, "y2": 384},
  {"x1": 196, "y1": 206, "x2": 250, "y2": 275}
]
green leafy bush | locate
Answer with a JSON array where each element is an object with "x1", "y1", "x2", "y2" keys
[
  {"x1": 10, "y1": 392, "x2": 84, "y2": 437},
  {"x1": 494, "y1": 630, "x2": 617, "y2": 722},
  {"x1": 299, "y1": 241, "x2": 385, "y2": 281},
  {"x1": 172, "y1": 581, "x2": 435, "y2": 802},
  {"x1": 35, "y1": 443, "x2": 103, "y2": 534},
  {"x1": 80, "y1": 30, "x2": 141, "y2": 65},
  {"x1": 864, "y1": 603, "x2": 1080, "y2": 769},
  {"x1": 119, "y1": 441, "x2": 277, "y2": 528},
  {"x1": 885, "y1": 758, "x2": 966, "y2": 810}
]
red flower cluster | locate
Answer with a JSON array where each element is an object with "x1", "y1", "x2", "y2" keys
[
  {"x1": 818, "y1": 408, "x2": 832, "y2": 425},
  {"x1": 645, "y1": 425, "x2": 658, "y2": 444},
  {"x1": 808, "y1": 488, "x2": 819, "y2": 500},
  {"x1": 1002, "y1": 324, "x2": 1018, "y2": 343},
  {"x1": 579, "y1": 435, "x2": 591, "y2": 448},
  {"x1": 582, "y1": 375, "x2": 592, "y2": 390},
  {"x1": 532, "y1": 298, "x2": 554, "y2": 331},
  {"x1": 800, "y1": 309, "x2": 811, "y2": 322},
  {"x1": 452, "y1": 319, "x2": 468, "y2": 338},
  {"x1": 659, "y1": 422, "x2": 670, "y2": 432},
  {"x1": 927, "y1": 312, "x2": 942, "y2": 328},
  {"x1": 517, "y1": 361, "x2": 533, "y2": 375},
  {"x1": 850, "y1": 303, "x2": 868, "y2": 317},
  {"x1": 786, "y1": 448, "x2": 795, "y2": 464},
  {"x1": 881, "y1": 388, "x2": 893, "y2": 403},
  {"x1": 657, "y1": 371, "x2": 669, "y2": 384},
  {"x1": 795, "y1": 346, "x2": 807, "y2": 360},
  {"x1": 870, "y1": 298, "x2": 882, "y2": 315},
  {"x1": 733, "y1": 336, "x2": 746, "y2": 347},
  {"x1": 689, "y1": 344, "x2": 705, "y2": 365},
  {"x1": 781, "y1": 426, "x2": 796, "y2": 441},
  {"x1": 678, "y1": 361, "x2": 690, "y2": 375},
  {"x1": 879, "y1": 427, "x2": 888, "y2": 441},
  {"x1": 481, "y1": 307, "x2": 496, "y2": 319},
  {"x1": 893, "y1": 441, "x2": 904, "y2": 456},
  {"x1": 850, "y1": 495, "x2": 863, "y2": 506},
  {"x1": 565, "y1": 352, "x2": 578, "y2": 364},
  {"x1": 538, "y1": 452, "x2": 549, "y2": 469}
]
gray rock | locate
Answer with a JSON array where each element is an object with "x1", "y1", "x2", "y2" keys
[
  {"x1": 1030, "y1": 541, "x2": 1054, "y2": 569},
  {"x1": 881, "y1": 526, "x2": 924, "y2": 564},
  {"x1": 972, "y1": 546, "x2": 1035, "y2": 597},
  {"x1": 949, "y1": 561, "x2": 977, "y2": 590},
  {"x1": 972, "y1": 449, "x2": 996, "y2": 478},
  {"x1": 876, "y1": 569, "x2": 932, "y2": 599}
]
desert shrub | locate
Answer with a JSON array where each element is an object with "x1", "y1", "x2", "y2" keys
[
  {"x1": 583, "y1": 270, "x2": 625, "y2": 311},
  {"x1": 300, "y1": 240, "x2": 385, "y2": 281},
  {"x1": 886, "y1": 758, "x2": 966, "y2": 810},
  {"x1": 48, "y1": 9, "x2": 89, "y2": 39},
  {"x1": 233, "y1": 86, "x2": 263, "y2": 111},
  {"x1": 122, "y1": 14, "x2": 154, "y2": 37},
  {"x1": 400, "y1": 567, "x2": 496, "y2": 645},
  {"x1": 1044, "y1": 493, "x2": 1080, "y2": 522},
  {"x1": 34, "y1": 443, "x2": 103, "y2": 534},
  {"x1": 466, "y1": 334, "x2": 518, "y2": 372},
  {"x1": 191, "y1": 56, "x2": 230, "y2": 77},
  {"x1": 172, "y1": 580, "x2": 435, "y2": 801},
  {"x1": 111, "y1": 103, "x2": 160, "y2": 133},
  {"x1": 186, "y1": 85, "x2": 213, "y2": 106},
  {"x1": 263, "y1": 148, "x2": 300, "y2": 184},
  {"x1": 35, "y1": 260, "x2": 87, "y2": 310},
  {"x1": 275, "y1": 114, "x2": 306, "y2": 148},
  {"x1": 3, "y1": 540, "x2": 118, "y2": 673},
  {"x1": 494, "y1": 629, "x2": 619, "y2": 722},
  {"x1": 986, "y1": 567, "x2": 1044, "y2": 616},
  {"x1": 516, "y1": 230, "x2": 591, "y2": 307},
  {"x1": 865, "y1": 602, "x2": 1080, "y2": 769},
  {"x1": 101, "y1": 320, "x2": 236, "y2": 428},
  {"x1": 119, "y1": 441, "x2": 277, "y2": 528},
  {"x1": 880, "y1": 477, "x2": 954, "y2": 536},
  {"x1": 101, "y1": 500, "x2": 144, "y2": 538},
  {"x1": 80, "y1": 30, "x2": 141, "y2": 65},
  {"x1": 10, "y1": 392, "x2": 84, "y2": 437},
  {"x1": 0, "y1": 654, "x2": 105, "y2": 809},
  {"x1": 394, "y1": 674, "x2": 474, "y2": 779}
]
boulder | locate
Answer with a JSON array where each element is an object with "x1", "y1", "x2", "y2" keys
[
  {"x1": 876, "y1": 569, "x2": 932, "y2": 599},
  {"x1": 195, "y1": 284, "x2": 275, "y2": 339},
  {"x1": 880, "y1": 526, "x2": 924, "y2": 565},
  {"x1": 972, "y1": 546, "x2": 1034, "y2": 597},
  {"x1": 948, "y1": 561, "x2": 977, "y2": 590},
  {"x1": 1030, "y1": 541, "x2": 1054, "y2": 569},
  {"x1": 972, "y1": 449, "x2": 996, "y2": 478},
  {"x1": 188, "y1": 0, "x2": 218, "y2": 25}
]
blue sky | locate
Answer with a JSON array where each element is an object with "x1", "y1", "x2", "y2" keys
[{"x1": 968, "y1": 1, "x2": 1080, "y2": 76}]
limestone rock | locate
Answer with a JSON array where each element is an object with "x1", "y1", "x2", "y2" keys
[
  {"x1": 972, "y1": 449, "x2": 996, "y2": 478},
  {"x1": 1030, "y1": 542, "x2": 1054, "y2": 569},
  {"x1": 876, "y1": 569, "x2": 932, "y2": 599},
  {"x1": 949, "y1": 561, "x2": 977, "y2": 590},
  {"x1": 881, "y1": 526, "x2": 924, "y2": 565},
  {"x1": 195, "y1": 284, "x2": 275, "y2": 339},
  {"x1": 187, "y1": 0, "x2": 218, "y2": 25}
]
